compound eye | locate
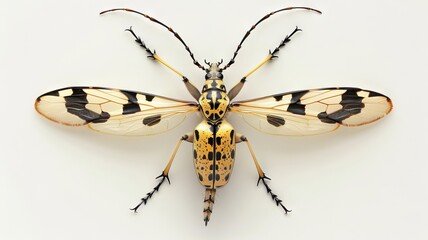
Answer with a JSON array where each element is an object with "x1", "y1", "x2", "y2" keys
[
  {"x1": 216, "y1": 72, "x2": 223, "y2": 79},
  {"x1": 205, "y1": 73, "x2": 212, "y2": 80}
]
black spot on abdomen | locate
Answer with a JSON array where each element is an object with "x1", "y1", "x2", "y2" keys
[
  {"x1": 216, "y1": 152, "x2": 221, "y2": 160},
  {"x1": 194, "y1": 130, "x2": 200, "y2": 141},
  {"x1": 208, "y1": 137, "x2": 214, "y2": 146},
  {"x1": 229, "y1": 130, "x2": 235, "y2": 144}
]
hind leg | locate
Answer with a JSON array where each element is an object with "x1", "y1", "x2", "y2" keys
[
  {"x1": 236, "y1": 134, "x2": 291, "y2": 214},
  {"x1": 130, "y1": 133, "x2": 193, "y2": 212}
]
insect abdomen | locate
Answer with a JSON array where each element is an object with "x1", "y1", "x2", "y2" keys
[{"x1": 193, "y1": 120, "x2": 235, "y2": 188}]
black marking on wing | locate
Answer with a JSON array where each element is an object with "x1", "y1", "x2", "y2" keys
[
  {"x1": 145, "y1": 94, "x2": 155, "y2": 102},
  {"x1": 317, "y1": 89, "x2": 365, "y2": 124},
  {"x1": 91, "y1": 112, "x2": 110, "y2": 123},
  {"x1": 287, "y1": 90, "x2": 308, "y2": 115},
  {"x1": 317, "y1": 112, "x2": 337, "y2": 124},
  {"x1": 43, "y1": 90, "x2": 60, "y2": 97},
  {"x1": 290, "y1": 90, "x2": 309, "y2": 103},
  {"x1": 273, "y1": 94, "x2": 283, "y2": 101},
  {"x1": 36, "y1": 87, "x2": 199, "y2": 135},
  {"x1": 287, "y1": 104, "x2": 305, "y2": 115},
  {"x1": 122, "y1": 90, "x2": 141, "y2": 115},
  {"x1": 142, "y1": 114, "x2": 161, "y2": 126},
  {"x1": 267, "y1": 114, "x2": 286, "y2": 127},
  {"x1": 64, "y1": 89, "x2": 109, "y2": 123},
  {"x1": 368, "y1": 91, "x2": 385, "y2": 98},
  {"x1": 65, "y1": 88, "x2": 87, "y2": 104}
]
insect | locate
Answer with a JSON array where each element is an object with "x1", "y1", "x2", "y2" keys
[{"x1": 35, "y1": 7, "x2": 393, "y2": 225}]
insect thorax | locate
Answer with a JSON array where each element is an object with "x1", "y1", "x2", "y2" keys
[{"x1": 199, "y1": 63, "x2": 230, "y2": 122}]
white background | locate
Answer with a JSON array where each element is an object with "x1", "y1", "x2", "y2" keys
[{"x1": 1, "y1": 0, "x2": 427, "y2": 239}]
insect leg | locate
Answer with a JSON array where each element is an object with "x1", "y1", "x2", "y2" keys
[
  {"x1": 100, "y1": 8, "x2": 206, "y2": 71},
  {"x1": 124, "y1": 27, "x2": 201, "y2": 100},
  {"x1": 130, "y1": 133, "x2": 194, "y2": 213},
  {"x1": 228, "y1": 27, "x2": 301, "y2": 101},
  {"x1": 236, "y1": 134, "x2": 291, "y2": 214},
  {"x1": 221, "y1": 7, "x2": 321, "y2": 72}
]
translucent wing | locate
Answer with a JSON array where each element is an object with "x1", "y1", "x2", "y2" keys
[
  {"x1": 35, "y1": 87, "x2": 199, "y2": 136},
  {"x1": 229, "y1": 87, "x2": 393, "y2": 136}
]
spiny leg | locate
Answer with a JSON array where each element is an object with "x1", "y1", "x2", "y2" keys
[
  {"x1": 228, "y1": 26, "x2": 302, "y2": 100},
  {"x1": 124, "y1": 27, "x2": 201, "y2": 100},
  {"x1": 270, "y1": 26, "x2": 301, "y2": 58},
  {"x1": 100, "y1": 8, "x2": 206, "y2": 71},
  {"x1": 221, "y1": 7, "x2": 321, "y2": 71},
  {"x1": 236, "y1": 134, "x2": 291, "y2": 214},
  {"x1": 130, "y1": 133, "x2": 193, "y2": 212}
]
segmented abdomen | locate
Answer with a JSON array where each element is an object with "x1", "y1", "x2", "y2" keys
[{"x1": 193, "y1": 120, "x2": 235, "y2": 188}]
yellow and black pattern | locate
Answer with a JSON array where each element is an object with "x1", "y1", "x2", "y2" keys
[
  {"x1": 199, "y1": 89, "x2": 229, "y2": 122},
  {"x1": 193, "y1": 120, "x2": 235, "y2": 188},
  {"x1": 34, "y1": 7, "x2": 394, "y2": 226}
]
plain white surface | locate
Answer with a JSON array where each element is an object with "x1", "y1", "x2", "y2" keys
[{"x1": 1, "y1": 0, "x2": 427, "y2": 239}]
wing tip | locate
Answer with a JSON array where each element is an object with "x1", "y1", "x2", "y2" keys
[{"x1": 342, "y1": 99, "x2": 393, "y2": 127}]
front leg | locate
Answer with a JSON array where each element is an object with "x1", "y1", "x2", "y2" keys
[
  {"x1": 228, "y1": 27, "x2": 302, "y2": 101},
  {"x1": 125, "y1": 27, "x2": 201, "y2": 100}
]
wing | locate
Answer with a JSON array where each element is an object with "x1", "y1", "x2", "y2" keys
[
  {"x1": 35, "y1": 87, "x2": 199, "y2": 136},
  {"x1": 229, "y1": 87, "x2": 393, "y2": 136}
]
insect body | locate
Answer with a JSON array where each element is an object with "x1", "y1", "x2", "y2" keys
[{"x1": 35, "y1": 7, "x2": 393, "y2": 225}]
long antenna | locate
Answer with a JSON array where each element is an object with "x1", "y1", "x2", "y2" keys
[
  {"x1": 100, "y1": 8, "x2": 207, "y2": 71},
  {"x1": 220, "y1": 7, "x2": 322, "y2": 71}
]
